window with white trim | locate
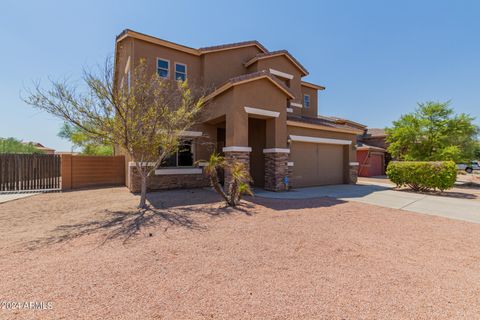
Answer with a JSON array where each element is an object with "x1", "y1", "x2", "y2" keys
[
  {"x1": 160, "y1": 140, "x2": 194, "y2": 167},
  {"x1": 303, "y1": 94, "x2": 310, "y2": 108},
  {"x1": 157, "y1": 58, "x2": 169, "y2": 78},
  {"x1": 175, "y1": 63, "x2": 187, "y2": 81}
]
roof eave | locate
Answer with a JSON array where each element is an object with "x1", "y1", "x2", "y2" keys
[
  {"x1": 286, "y1": 120, "x2": 364, "y2": 135},
  {"x1": 116, "y1": 29, "x2": 201, "y2": 56},
  {"x1": 200, "y1": 43, "x2": 268, "y2": 54}
]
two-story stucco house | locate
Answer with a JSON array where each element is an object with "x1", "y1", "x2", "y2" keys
[{"x1": 114, "y1": 29, "x2": 365, "y2": 192}]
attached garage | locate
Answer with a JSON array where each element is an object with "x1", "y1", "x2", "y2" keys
[{"x1": 289, "y1": 135, "x2": 350, "y2": 187}]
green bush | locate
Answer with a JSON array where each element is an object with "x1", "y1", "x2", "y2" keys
[{"x1": 386, "y1": 161, "x2": 457, "y2": 192}]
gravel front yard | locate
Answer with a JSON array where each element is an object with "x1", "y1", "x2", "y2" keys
[{"x1": 1, "y1": 187, "x2": 480, "y2": 319}]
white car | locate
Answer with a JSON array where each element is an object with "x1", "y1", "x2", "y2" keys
[{"x1": 457, "y1": 161, "x2": 480, "y2": 173}]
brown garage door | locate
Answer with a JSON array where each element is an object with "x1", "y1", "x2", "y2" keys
[{"x1": 290, "y1": 142, "x2": 344, "y2": 187}]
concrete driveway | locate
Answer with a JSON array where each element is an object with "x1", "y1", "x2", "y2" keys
[{"x1": 256, "y1": 183, "x2": 480, "y2": 224}]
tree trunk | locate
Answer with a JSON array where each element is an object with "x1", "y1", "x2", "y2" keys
[
  {"x1": 138, "y1": 175, "x2": 148, "y2": 209},
  {"x1": 228, "y1": 179, "x2": 238, "y2": 207}
]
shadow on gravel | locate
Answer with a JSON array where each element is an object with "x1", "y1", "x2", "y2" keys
[
  {"x1": 26, "y1": 208, "x2": 201, "y2": 249},
  {"x1": 27, "y1": 189, "x2": 255, "y2": 250},
  {"x1": 248, "y1": 196, "x2": 345, "y2": 211}
]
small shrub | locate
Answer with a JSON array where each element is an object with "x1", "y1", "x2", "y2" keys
[
  {"x1": 202, "y1": 153, "x2": 253, "y2": 207},
  {"x1": 386, "y1": 161, "x2": 457, "y2": 192}
]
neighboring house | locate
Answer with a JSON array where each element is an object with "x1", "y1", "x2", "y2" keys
[
  {"x1": 114, "y1": 29, "x2": 365, "y2": 192},
  {"x1": 357, "y1": 128, "x2": 389, "y2": 177},
  {"x1": 24, "y1": 142, "x2": 55, "y2": 154}
]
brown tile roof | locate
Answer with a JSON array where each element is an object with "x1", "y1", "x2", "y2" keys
[
  {"x1": 244, "y1": 50, "x2": 309, "y2": 75},
  {"x1": 287, "y1": 114, "x2": 364, "y2": 133},
  {"x1": 366, "y1": 128, "x2": 387, "y2": 137},
  {"x1": 199, "y1": 40, "x2": 268, "y2": 53}
]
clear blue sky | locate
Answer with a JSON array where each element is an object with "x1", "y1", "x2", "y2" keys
[{"x1": 1, "y1": 0, "x2": 479, "y2": 151}]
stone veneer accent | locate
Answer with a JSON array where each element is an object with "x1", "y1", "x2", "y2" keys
[
  {"x1": 264, "y1": 152, "x2": 289, "y2": 191},
  {"x1": 348, "y1": 164, "x2": 359, "y2": 184},
  {"x1": 128, "y1": 166, "x2": 209, "y2": 193},
  {"x1": 223, "y1": 151, "x2": 250, "y2": 192}
]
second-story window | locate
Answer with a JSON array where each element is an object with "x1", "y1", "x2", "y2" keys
[
  {"x1": 303, "y1": 94, "x2": 310, "y2": 108},
  {"x1": 157, "y1": 58, "x2": 169, "y2": 78},
  {"x1": 175, "y1": 63, "x2": 187, "y2": 81}
]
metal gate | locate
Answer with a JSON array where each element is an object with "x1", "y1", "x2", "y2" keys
[{"x1": 0, "y1": 154, "x2": 61, "y2": 192}]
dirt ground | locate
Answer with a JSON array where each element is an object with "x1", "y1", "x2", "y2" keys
[{"x1": 1, "y1": 187, "x2": 480, "y2": 319}]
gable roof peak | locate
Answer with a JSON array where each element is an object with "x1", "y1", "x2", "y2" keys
[
  {"x1": 205, "y1": 70, "x2": 295, "y2": 102},
  {"x1": 244, "y1": 50, "x2": 309, "y2": 76}
]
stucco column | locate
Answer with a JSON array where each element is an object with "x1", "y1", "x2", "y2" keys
[
  {"x1": 263, "y1": 149, "x2": 290, "y2": 191},
  {"x1": 265, "y1": 116, "x2": 287, "y2": 149},
  {"x1": 226, "y1": 110, "x2": 248, "y2": 147}
]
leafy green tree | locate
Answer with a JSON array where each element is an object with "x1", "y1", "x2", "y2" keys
[
  {"x1": 474, "y1": 142, "x2": 480, "y2": 160},
  {"x1": 24, "y1": 59, "x2": 204, "y2": 208},
  {"x1": 58, "y1": 123, "x2": 113, "y2": 155},
  {"x1": 0, "y1": 137, "x2": 44, "y2": 154},
  {"x1": 386, "y1": 101, "x2": 479, "y2": 162}
]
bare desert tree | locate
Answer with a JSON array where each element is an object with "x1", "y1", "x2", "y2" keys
[{"x1": 24, "y1": 58, "x2": 204, "y2": 208}]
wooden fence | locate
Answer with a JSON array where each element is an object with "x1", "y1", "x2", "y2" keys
[
  {"x1": 0, "y1": 154, "x2": 61, "y2": 192},
  {"x1": 61, "y1": 155, "x2": 125, "y2": 190}
]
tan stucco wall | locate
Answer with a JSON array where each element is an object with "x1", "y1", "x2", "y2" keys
[
  {"x1": 202, "y1": 46, "x2": 263, "y2": 87},
  {"x1": 116, "y1": 35, "x2": 323, "y2": 122},
  {"x1": 202, "y1": 78, "x2": 291, "y2": 149},
  {"x1": 115, "y1": 37, "x2": 134, "y2": 89},
  {"x1": 246, "y1": 56, "x2": 321, "y2": 118},
  {"x1": 231, "y1": 78, "x2": 288, "y2": 148},
  {"x1": 202, "y1": 89, "x2": 232, "y2": 123},
  {"x1": 116, "y1": 36, "x2": 322, "y2": 123},
  {"x1": 130, "y1": 38, "x2": 203, "y2": 86},
  {"x1": 300, "y1": 85, "x2": 318, "y2": 118},
  {"x1": 252, "y1": 56, "x2": 302, "y2": 101}
]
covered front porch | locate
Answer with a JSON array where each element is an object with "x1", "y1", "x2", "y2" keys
[
  {"x1": 206, "y1": 106, "x2": 290, "y2": 191},
  {"x1": 202, "y1": 73, "x2": 294, "y2": 191}
]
